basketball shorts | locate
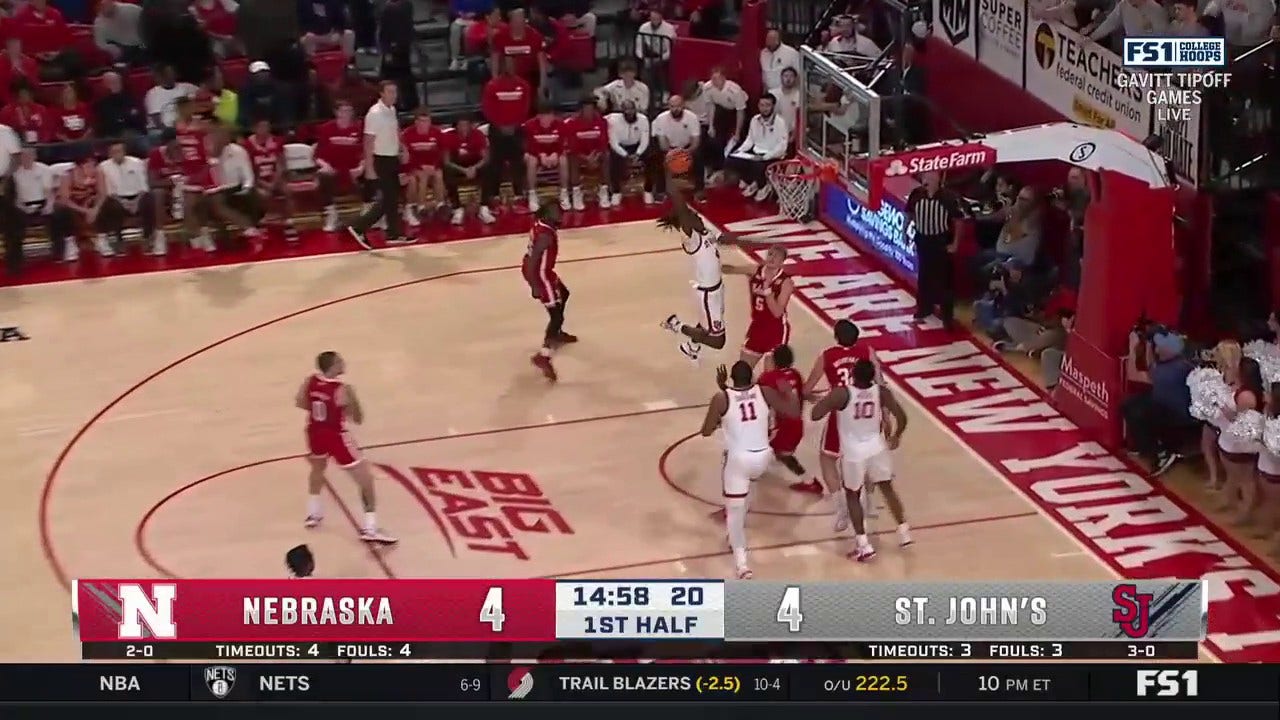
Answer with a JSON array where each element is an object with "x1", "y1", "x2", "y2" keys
[
  {"x1": 743, "y1": 315, "x2": 791, "y2": 356},
  {"x1": 528, "y1": 271, "x2": 566, "y2": 306},
  {"x1": 821, "y1": 414, "x2": 840, "y2": 456},
  {"x1": 691, "y1": 281, "x2": 726, "y2": 338},
  {"x1": 841, "y1": 437, "x2": 892, "y2": 492},
  {"x1": 722, "y1": 447, "x2": 774, "y2": 498},
  {"x1": 769, "y1": 419, "x2": 803, "y2": 455},
  {"x1": 306, "y1": 427, "x2": 363, "y2": 468}
]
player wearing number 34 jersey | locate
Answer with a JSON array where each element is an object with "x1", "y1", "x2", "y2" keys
[
  {"x1": 297, "y1": 351, "x2": 396, "y2": 545},
  {"x1": 701, "y1": 361, "x2": 800, "y2": 579}
]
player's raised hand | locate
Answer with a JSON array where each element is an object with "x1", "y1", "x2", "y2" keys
[{"x1": 715, "y1": 365, "x2": 728, "y2": 390}]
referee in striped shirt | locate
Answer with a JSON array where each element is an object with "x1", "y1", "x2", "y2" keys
[{"x1": 905, "y1": 171, "x2": 966, "y2": 330}]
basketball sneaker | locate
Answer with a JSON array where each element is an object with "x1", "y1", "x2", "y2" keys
[
  {"x1": 322, "y1": 205, "x2": 340, "y2": 232},
  {"x1": 304, "y1": 514, "x2": 323, "y2": 529},
  {"x1": 847, "y1": 539, "x2": 875, "y2": 562},
  {"x1": 531, "y1": 353, "x2": 557, "y2": 382},
  {"x1": 360, "y1": 528, "x2": 398, "y2": 544},
  {"x1": 597, "y1": 186, "x2": 611, "y2": 208},
  {"x1": 832, "y1": 496, "x2": 850, "y2": 532},
  {"x1": 345, "y1": 226, "x2": 372, "y2": 251},
  {"x1": 571, "y1": 187, "x2": 586, "y2": 211},
  {"x1": 661, "y1": 314, "x2": 683, "y2": 334},
  {"x1": 678, "y1": 340, "x2": 701, "y2": 363},
  {"x1": 898, "y1": 523, "x2": 913, "y2": 547},
  {"x1": 553, "y1": 331, "x2": 578, "y2": 345},
  {"x1": 478, "y1": 206, "x2": 496, "y2": 224},
  {"x1": 737, "y1": 567, "x2": 754, "y2": 580}
]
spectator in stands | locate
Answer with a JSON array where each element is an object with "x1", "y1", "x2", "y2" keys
[
  {"x1": 146, "y1": 127, "x2": 182, "y2": 253},
  {"x1": 727, "y1": 94, "x2": 789, "y2": 202},
  {"x1": 973, "y1": 257, "x2": 1050, "y2": 336},
  {"x1": 52, "y1": 84, "x2": 93, "y2": 162},
  {"x1": 539, "y1": 0, "x2": 597, "y2": 37},
  {"x1": 94, "y1": 71, "x2": 148, "y2": 156},
  {"x1": 774, "y1": 67, "x2": 802, "y2": 143},
  {"x1": 458, "y1": 6, "x2": 505, "y2": 68},
  {"x1": 975, "y1": 186, "x2": 1043, "y2": 274},
  {"x1": 297, "y1": 66, "x2": 334, "y2": 122},
  {"x1": 759, "y1": 28, "x2": 800, "y2": 93},
  {"x1": 0, "y1": 82, "x2": 51, "y2": 147},
  {"x1": 10, "y1": 0, "x2": 78, "y2": 81},
  {"x1": 238, "y1": 61, "x2": 292, "y2": 131},
  {"x1": 314, "y1": 99, "x2": 370, "y2": 232},
  {"x1": 1169, "y1": 0, "x2": 1211, "y2": 36},
  {"x1": 331, "y1": 64, "x2": 378, "y2": 116},
  {"x1": 400, "y1": 108, "x2": 447, "y2": 226},
  {"x1": 0, "y1": 38, "x2": 38, "y2": 103},
  {"x1": 97, "y1": 139, "x2": 157, "y2": 254},
  {"x1": 94, "y1": 0, "x2": 147, "y2": 66},
  {"x1": 606, "y1": 98, "x2": 654, "y2": 206},
  {"x1": 443, "y1": 115, "x2": 496, "y2": 225},
  {"x1": 51, "y1": 150, "x2": 110, "y2": 261},
  {"x1": 700, "y1": 66, "x2": 748, "y2": 181},
  {"x1": 144, "y1": 64, "x2": 197, "y2": 132},
  {"x1": 636, "y1": 8, "x2": 676, "y2": 99},
  {"x1": 595, "y1": 59, "x2": 651, "y2": 115},
  {"x1": 190, "y1": 0, "x2": 242, "y2": 58},
  {"x1": 520, "y1": 101, "x2": 566, "y2": 211},
  {"x1": 449, "y1": 0, "x2": 497, "y2": 70},
  {"x1": 299, "y1": 0, "x2": 355, "y2": 58},
  {"x1": 1085, "y1": 0, "x2": 1169, "y2": 44},
  {"x1": 1203, "y1": 0, "x2": 1273, "y2": 50},
  {"x1": 652, "y1": 93, "x2": 703, "y2": 198},
  {"x1": 10, "y1": 145, "x2": 53, "y2": 265},
  {"x1": 974, "y1": 171, "x2": 1019, "y2": 249},
  {"x1": 561, "y1": 97, "x2": 610, "y2": 209},
  {"x1": 683, "y1": 0, "x2": 725, "y2": 38},
  {"x1": 825, "y1": 14, "x2": 880, "y2": 57},
  {"x1": 142, "y1": 0, "x2": 214, "y2": 83},
  {"x1": 1121, "y1": 329, "x2": 1196, "y2": 475},
  {"x1": 481, "y1": 55, "x2": 533, "y2": 206},
  {"x1": 492, "y1": 9, "x2": 548, "y2": 99},
  {"x1": 379, "y1": 0, "x2": 419, "y2": 111},
  {"x1": 1050, "y1": 167, "x2": 1090, "y2": 288},
  {"x1": 194, "y1": 66, "x2": 239, "y2": 127},
  {"x1": 1032, "y1": 0, "x2": 1091, "y2": 29},
  {"x1": 889, "y1": 41, "x2": 928, "y2": 145}
]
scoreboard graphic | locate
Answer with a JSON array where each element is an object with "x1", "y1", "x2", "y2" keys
[{"x1": 73, "y1": 578, "x2": 1205, "y2": 661}]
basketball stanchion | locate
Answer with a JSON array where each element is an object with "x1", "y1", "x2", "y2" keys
[{"x1": 766, "y1": 157, "x2": 839, "y2": 221}]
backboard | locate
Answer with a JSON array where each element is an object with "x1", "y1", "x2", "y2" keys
[{"x1": 798, "y1": 46, "x2": 884, "y2": 206}]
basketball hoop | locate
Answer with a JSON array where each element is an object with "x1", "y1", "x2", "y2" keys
[{"x1": 767, "y1": 157, "x2": 839, "y2": 221}]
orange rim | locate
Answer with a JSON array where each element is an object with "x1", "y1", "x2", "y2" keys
[{"x1": 770, "y1": 157, "x2": 840, "y2": 183}]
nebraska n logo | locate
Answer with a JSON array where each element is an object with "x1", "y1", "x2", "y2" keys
[
  {"x1": 938, "y1": 0, "x2": 972, "y2": 45},
  {"x1": 118, "y1": 583, "x2": 178, "y2": 639}
]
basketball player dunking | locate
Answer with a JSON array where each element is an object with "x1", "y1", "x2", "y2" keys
[
  {"x1": 296, "y1": 351, "x2": 397, "y2": 544},
  {"x1": 701, "y1": 361, "x2": 800, "y2": 578},
  {"x1": 724, "y1": 245, "x2": 794, "y2": 369},
  {"x1": 811, "y1": 359, "x2": 912, "y2": 561},
  {"x1": 523, "y1": 204, "x2": 577, "y2": 382}
]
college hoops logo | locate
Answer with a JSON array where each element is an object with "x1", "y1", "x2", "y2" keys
[
  {"x1": 937, "y1": 0, "x2": 972, "y2": 46},
  {"x1": 204, "y1": 666, "x2": 236, "y2": 699},
  {"x1": 507, "y1": 667, "x2": 534, "y2": 700},
  {"x1": 1112, "y1": 584, "x2": 1153, "y2": 638}
]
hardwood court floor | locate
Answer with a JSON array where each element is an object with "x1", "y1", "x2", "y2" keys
[{"x1": 3, "y1": 221, "x2": 1116, "y2": 661}]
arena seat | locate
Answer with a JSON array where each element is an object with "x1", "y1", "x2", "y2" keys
[{"x1": 283, "y1": 142, "x2": 319, "y2": 194}]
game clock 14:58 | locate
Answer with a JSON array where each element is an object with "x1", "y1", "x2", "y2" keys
[{"x1": 557, "y1": 581, "x2": 723, "y2": 611}]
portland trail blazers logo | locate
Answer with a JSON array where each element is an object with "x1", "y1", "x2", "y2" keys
[
  {"x1": 205, "y1": 666, "x2": 237, "y2": 699},
  {"x1": 937, "y1": 0, "x2": 972, "y2": 46},
  {"x1": 507, "y1": 667, "x2": 534, "y2": 700}
]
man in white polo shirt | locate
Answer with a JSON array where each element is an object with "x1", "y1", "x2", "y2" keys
[
  {"x1": 97, "y1": 140, "x2": 158, "y2": 255},
  {"x1": 651, "y1": 94, "x2": 703, "y2": 198},
  {"x1": 346, "y1": 80, "x2": 409, "y2": 249},
  {"x1": 0, "y1": 122, "x2": 24, "y2": 277}
]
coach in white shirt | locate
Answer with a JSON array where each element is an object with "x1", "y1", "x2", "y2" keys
[
  {"x1": 594, "y1": 60, "x2": 652, "y2": 114},
  {"x1": 10, "y1": 145, "x2": 52, "y2": 265},
  {"x1": 760, "y1": 29, "x2": 800, "y2": 92},
  {"x1": 700, "y1": 67, "x2": 749, "y2": 178},
  {"x1": 728, "y1": 94, "x2": 790, "y2": 202},
  {"x1": 773, "y1": 68, "x2": 803, "y2": 142},
  {"x1": 348, "y1": 81, "x2": 407, "y2": 247},
  {"x1": 606, "y1": 100, "x2": 655, "y2": 206},
  {"x1": 98, "y1": 140, "x2": 160, "y2": 255},
  {"x1": 652, "y1": 95, "x2": 704, "y2": 195},
  {"x1": 635, "y1": 10, "x2": 677, "y2": 62}
]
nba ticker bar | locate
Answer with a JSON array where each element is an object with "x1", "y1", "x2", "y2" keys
[
  {"x1": 75, "y1": 578, "x2": 1205, "y2": 654},
  {"x1": 0, "y1": 664, "x2": 1264, "y2": 703}
]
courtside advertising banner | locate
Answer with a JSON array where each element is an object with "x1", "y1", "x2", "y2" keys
[
  {"x1": 976, "y1": 0, "x2": 1025, "y2": 86},
  {"x1": 933, "y1": 0, "x2": 976, "y2": 58},
  {"x1": 1152, "y1": 75, "x2": 1203, "y2": 185},
  {"x1": 1024, "y1": 21, "x2": 1152, "y2": 139}
]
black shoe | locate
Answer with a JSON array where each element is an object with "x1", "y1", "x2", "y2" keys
[
  {"x1": 1153, "y1": 452, "x2": 1180, "y2": 476},
  {"x1": 345, "y1": 225, "x2": 372, "y2": 251},
  {"x1": 385, "y1": 235, "x2": 416, "y2": 245}
]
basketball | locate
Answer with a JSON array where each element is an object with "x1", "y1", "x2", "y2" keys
[{"x1": 665, "y1": 148, "x2": 692, "y2": 175}]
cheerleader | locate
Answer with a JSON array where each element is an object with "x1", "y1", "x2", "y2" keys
[
  {"x1": 1204, "y1": 341, "x2": 1243, "y2": 492},
  {"x1": 1218, "y1": 356, "x2": 1264, "y2": 522},
  {"x1": 1257, "y1": 384, "x2": 1280, "y2": 551}
]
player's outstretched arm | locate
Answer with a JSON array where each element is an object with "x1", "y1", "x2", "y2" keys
[
  {"x1": 802, "y1": 355, "x2": 826, "y2": 398},
  {"x1": 810, "y1": 386, "x2": 848, "y2": 422},
  {"x1": 880, "y1": 386, "x2": 907, "y2": 448},
  {"x1": 701, "y1": 391, "x2": 728, "y2": 436},
  {"x1": 761, "y1": 385, "x2": 799, "y2": 419},
  {"x1": 721, "y1": 263, "x2": 755, "y2": 276}
]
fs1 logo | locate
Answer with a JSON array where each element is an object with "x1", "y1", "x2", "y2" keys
[
  {"x1": 1112, "y1": 584, "x2": 1153, "y2": 638},
  {"x1": 1123, "y1": 37, "x2": 1225, "y2": 67},
  {"x1": 1136, "y1": 670, "x2": 1199, "y2": 697},
  {"x1": 118, "y1": 583, "x2": 178, "y2": 639}
]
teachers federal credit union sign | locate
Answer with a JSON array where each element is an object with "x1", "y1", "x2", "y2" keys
[{"x1": 1024, "y1": 21, "x2": 1152, "y2": 140}]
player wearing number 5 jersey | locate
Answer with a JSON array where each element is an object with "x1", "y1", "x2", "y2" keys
[
  {"x1": 812, "y1": 359, "x2": 911, "y2": 561},
  {"x1": 725, "y1": 245, "x2": 794, "y2": 369},
  {"x1": 297, "y1": 351, "x2": 397, "y2": 544},
  {"x1": 701, "y1": 361, "x2": 800, "y2": 579}
]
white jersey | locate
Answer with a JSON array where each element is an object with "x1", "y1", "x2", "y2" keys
[
  {"x1": 837, "y1": 385, "x2": 887, "y2": 458},
  {"x1": 1259, "y1": 445, "x2": 1280, "y2": 476},
  {"x1": 722, "y1": 385, "x2": 770, "y2": 452},
  {"x1": 684, "y1": 227, "x2": 723, "y2": 290}
]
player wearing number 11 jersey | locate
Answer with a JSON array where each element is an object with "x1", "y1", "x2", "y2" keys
[
  {"x1": 297, "y1": 351, "x2": 397, "y2": 544},
  {"x1": 701, "y1": 361, "x2": 800, "y2": 579}
]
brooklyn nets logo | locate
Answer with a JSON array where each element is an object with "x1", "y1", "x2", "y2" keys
[
  {"x1": 937, "y1": 0, "x2": 972, "y2": 46},
  {"x1": 205, "y1": 666, "x2": 237, "y2": 699}
]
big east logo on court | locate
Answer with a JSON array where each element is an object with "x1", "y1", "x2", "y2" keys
[
  {"x1": 118, "y1": 583, "x2": 179, "y2": 639},
  {"x1": 1112, "y1": 583, "x2": 1153, "y2": 638}
]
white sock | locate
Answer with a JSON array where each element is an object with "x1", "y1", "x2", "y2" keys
[
  {"x1": 307, "y1": 494, "x2": 322, "y2": 516},
  {"x1": 364, "y1": 512, "x2": 377, "y2": 532},
  {"x1": 855, "y1": 533, "x2": 870, "y2": 548},
  {"x1": 898, "y1": 522, "x2": 910, "y2": 533},
  {"x1": 726, "y1": 499, "x2": 748, "y2": 569}
]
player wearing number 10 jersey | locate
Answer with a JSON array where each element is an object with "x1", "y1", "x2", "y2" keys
[
  {"x1": 701, "y1": 361, "x2": 800, "y2": 579},
  {"x1": 297, "y1": 351, "x2": 397, "y2": 544},
  {"x1": 812, "y1": 359, "x2": 910, "y2": 561}
]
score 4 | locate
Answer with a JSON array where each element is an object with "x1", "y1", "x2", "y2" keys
[
  {"x1": 480, "y1": 587, "x2": 505, "y2": 632},
  {"x1": 777, "y1": 586, "x2": 804, "y2": 633}
]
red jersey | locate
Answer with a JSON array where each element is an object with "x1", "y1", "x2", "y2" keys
[
  {"x1": 466, "y1": 19, "x2": 506, "y2": 55},
  {"x1": 522, "y1": 116, "x2": 564, "y2": 156},
  {"x1": 444, "y1": 127, "x2": 488, "y2": 166},
  {"x1": 304, "y1": 374, "x2": 347, "y2": 432},
  {"x1": 53, "y1": 102, "x2": 91, "y2": 141},
  {"x1": 491, "y1": 25, "x2": 544, "y2": 79},
  {"x1": 401, "y1": 122, "x2": 445, "y2": 169},
  {"x1": 9, "y1": 2, "x2": 70, "y2": 56},
  {"x1": 821, "y1": 344, "x2": 872, "y2": 388},
  {"x1": 147, "y1": 146, "x2": 182, "y2": 185},
  {"x1": 481, "y1": 75, "x2": 532, "y2": 127},
  {"x1": 522, "y1": 220, "x2": 561, "y2": 304},
  {"x1": 314, "y1": 119, "x2": 363, "y2": 172},
  {"x1": 65, "y1": 164, "x2": 98, "y2": 205},
  {"x1": 749, "y1": 266, "x2": 790, "y2": 323},
  {"x1": 243, "y1": 133, "x2": 283, "y2": 188},
  {"x1": 561, "y1": 113, "x2": 609, "y2": 155},
  {"x1": 175, "y1": 121, "x2": 212, "y2": 188},
  {"x1": 190, "y1": 0, "x2": 237, "y2": 37}
]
